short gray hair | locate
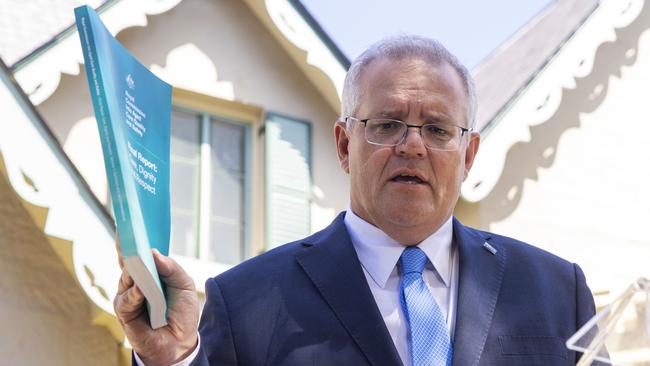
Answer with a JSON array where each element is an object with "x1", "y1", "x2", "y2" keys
[{"x1": 341, "y1": 35, "x2": 477, "y2": 128}]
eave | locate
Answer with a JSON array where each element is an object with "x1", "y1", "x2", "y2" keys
[
  {"x1": 241, "y1": 0, "x2": 347, "y2": 115},
  {"x1": 0, "y1": 59, "x2": 124, "y2": 345},
  {"x1": 461, "y1": 0, "x2": 646, "y2": 202}
]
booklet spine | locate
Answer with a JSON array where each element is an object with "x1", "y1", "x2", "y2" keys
[{"x1": 75, "y1": 7, "x2": 134, "y2": 250}]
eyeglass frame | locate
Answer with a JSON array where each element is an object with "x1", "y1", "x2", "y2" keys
[{"x1": 344, "y1": 116, "x2": 473, "y2": 151}]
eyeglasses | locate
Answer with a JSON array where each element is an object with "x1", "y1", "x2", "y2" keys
[{"x1": 345, "y1": 117, "x2": 472, "y2": 151}]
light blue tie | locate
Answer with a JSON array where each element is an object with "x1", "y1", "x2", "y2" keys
[{"x1": 400, "y1": 246, "x2": 453, "y2": 366}]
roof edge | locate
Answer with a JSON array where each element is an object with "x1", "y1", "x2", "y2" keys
[
  {"x1": 10, "y1": 0, "x2": 120, "y2": 72},
  {"x1": 289, "y1": 0, "x2": 350, "y2": 69},
  {"x1": 480, "y1": 1, "x2": 599, "y2": 135},
  {"x1": 242, "y1": 0, "x2": 347, "y2": 113},
  {"x1": 472, "y1": 0, "x2": 558, "y2": 73},
  {"x1": 1, "y1": 58, "x2": 114, "y2": 224},
  {"x1": 462, "y1": 0, "x2": 646, "y2": 202},
  {"x1": 13, "y1": 0, "x2": 185, "y2": 106},
  {"x1": 1, "y1": 57, "x2": 123, "y2": 341}
]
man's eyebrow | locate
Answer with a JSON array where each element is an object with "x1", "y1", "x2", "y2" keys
[
  {"x1": 375, "y1": 110, "x2": 404, "y2": 118},
  {"x1": 422, "y1": 112, "x2": 454, "y2": 124}
]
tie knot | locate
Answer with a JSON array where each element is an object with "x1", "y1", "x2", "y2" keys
[{"x1": 400, "y1": 246, "x2": 428, "y2": 275}]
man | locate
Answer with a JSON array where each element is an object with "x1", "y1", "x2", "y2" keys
[{"x1": 115, "y1": 35, "x2": 597, "y2": 366}]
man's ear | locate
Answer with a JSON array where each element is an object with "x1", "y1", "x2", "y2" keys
[
  {"x1": 462, "y1": 131, "x2": 480, "y2": 181},
  {"x1": 334, "y1": 121, "x2": 351, "y2": 174}
]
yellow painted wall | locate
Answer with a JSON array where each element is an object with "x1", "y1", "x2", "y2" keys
[{"x1": 0, "y1": 169, "x2": 118, "y2": 365}]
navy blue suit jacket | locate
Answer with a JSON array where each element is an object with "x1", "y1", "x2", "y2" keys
[{"x1": 189, "y1": 213, "x2": 596, "y2": 365}]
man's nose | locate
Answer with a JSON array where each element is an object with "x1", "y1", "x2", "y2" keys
[{"x1": 396, "y1": 127, "x2": 426, "y2": 158}]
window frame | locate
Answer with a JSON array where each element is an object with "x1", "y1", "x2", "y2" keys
[{"x1": 172, "y1": 87, "x2": 263, "y2": 263}]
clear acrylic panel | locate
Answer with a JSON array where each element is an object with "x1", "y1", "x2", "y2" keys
[{"x1": 567, "y1": 278, "x2": 650, "y2": 366}]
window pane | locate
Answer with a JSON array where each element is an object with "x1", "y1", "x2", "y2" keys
[
  {"x1": 211, "y1": 121, "x2": 244, "y2": 172},
  {"x1": 171, "y1": 212, "x2": 197, "y2": 257},
  {"x1": 171, "y1": 161, "x2": 199, "y2": 209},
  {"x1": 209, "y1": 119, "x2": 246, "y2": 263},
  {"x1": 171, "y1": 109, "x2": 200, "y2": 159},
  {"x1": 170, "y1": 109, "x2": 200, "y2": 257},
  {"x1": 208, "y1": 220, "x2": 243, "y2": 264},
  {"x1": 212, "y1": 168, "x2": 244, "y2": 220}
]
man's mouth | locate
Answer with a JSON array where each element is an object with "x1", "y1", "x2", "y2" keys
[{"x1": 391, "y1": 174, "x2": 425, "y2": 184}]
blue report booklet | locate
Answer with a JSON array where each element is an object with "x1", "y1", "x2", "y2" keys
[{"x1": 75, "y1": 5, "x2": 171, "y2": 329}]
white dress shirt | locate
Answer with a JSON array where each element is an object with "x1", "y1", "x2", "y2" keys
[
  {"x1": 137, "y1": 209, "x2": 459, "y2": 366},
  {"x1": 344, "y1": 208, "x2": 459, "y2": 366},
  {"x1": 133, "y1": 336, "x2": 200, "y2": 366}
]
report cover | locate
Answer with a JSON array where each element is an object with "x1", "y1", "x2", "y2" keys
[{"x1": 75, "y1": 5, "x2": 171, "y2": 329}]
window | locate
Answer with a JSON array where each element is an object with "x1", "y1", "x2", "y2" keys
[
  {"x1": 264, "y1": 113, "x2": 312, "y2": 249},
  {"x1": 169, "y1": 107, "x2": 250, "y2": 264},
  {"x1": 168, "y1": 88, "x2": 313, "y2": 263}
]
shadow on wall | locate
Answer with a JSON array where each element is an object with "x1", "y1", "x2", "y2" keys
[
  {"x1": 457, "y1": 2, "x2": 650, "y2": 229},
  {"x1": 0, "y1": 159, "x2": 119, "y2": 364}
]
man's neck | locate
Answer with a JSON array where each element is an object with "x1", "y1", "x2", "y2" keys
[{"x1": 347, "y1": 204, "x2": 451, "y2": 245}]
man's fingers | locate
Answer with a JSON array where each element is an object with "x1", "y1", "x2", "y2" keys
[
  {"x1": 152, "y1": 249, "x2": 195, "y2": 290},
  {"x1": 114, "y1": 285, "x2": 156, "y2": 345},
  {"x1": 114, "y1": 283, "x2": 146, "y2": 322},
  {"x1": 117, "y1": 269, "x2": 134, "y2": 294},
  {"x1": 151, "y1": 248, "x2": 173, "y2": 276}
]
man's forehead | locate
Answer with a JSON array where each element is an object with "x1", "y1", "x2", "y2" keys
[
  {"x1": 375, "y1": 108, "x2": 455, "y2": 122},
  {"x1": 361, "y1": 55, "x2": 452, "y2": 80},
  {"x1": 358, "y1": 57, "x2": 466, "y2": 100},
  {"x1": 357, "y1": 57, "x2": 468, "y2": 124},
  {"x1": 358, "y1": 58, "x2": 467, "y2": 107}
]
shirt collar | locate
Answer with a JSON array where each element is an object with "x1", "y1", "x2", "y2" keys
[{"x1": 344, "y1": 206, "x2": 454, "y2": 289}]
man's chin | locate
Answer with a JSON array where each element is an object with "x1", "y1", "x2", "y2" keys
[{"x1": 380, "y1": 204, "x2": 436, "y2": 227}]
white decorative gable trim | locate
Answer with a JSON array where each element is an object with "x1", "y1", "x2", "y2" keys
[
  {"x1": 1, "y1": 67, "x2": 236, "y2": 341},
  {"x1": 1, "y1": 67, "x2": 123, "y2": 339},
  {"x1": 243, "y1": 0, "x2": 346, "y2": 113},
  {"x1": 461, "y1": 0, "x2": 645, "y2": 202},
  {"x1": 13, "y1": 0, "x2": 183, "y2": 106},
  {"x1": 265, "y1": 0, "x2": 346, "y2": 98},
  {"x1": 14, "y1": 0, "x2": 346, "y2": 114}
]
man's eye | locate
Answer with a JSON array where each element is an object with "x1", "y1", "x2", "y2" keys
[
  {"x1": 379, "y1": 122, "x2": 399, "y2": 130},
  {"x1": 371, "y1": 120, "x2": 402, "y2": 131},
  {"x1": 425, "y1": 125, "x2": 449, "y2": 136}
]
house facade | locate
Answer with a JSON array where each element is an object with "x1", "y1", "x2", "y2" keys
[
  {"x1": 458, "y1": 0, "x2": 650, "y2": 303},
  {"x1": 1, "y1": 0, "x2": 648, "y2": 364},
  {"x1": 1, "y1": 0, "x2": 348, "y2": 364},
  {"x1": 456, "y1": 2, "x2": 650, "y2": 357}
]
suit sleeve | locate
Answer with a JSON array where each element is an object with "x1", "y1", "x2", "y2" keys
[
  {"x1": 573, "y1": 263, "x2": 610, "y2": 365},
  {"x1": 574, "y1": 263, "x2": 596, "y2": 330},
  {"x1": 190, "y1": 277, "x2": 238, "y2": 366}
]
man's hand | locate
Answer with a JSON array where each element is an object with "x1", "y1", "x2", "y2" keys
[{"x1": 114, "y1": 236, "x2": 200, "y2": 365}]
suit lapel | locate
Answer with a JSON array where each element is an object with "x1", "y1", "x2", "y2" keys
[
  {"x1": 451, "y1": 218, "x2": 506, "y2": 366},
  {"x1": 296, "y1": 213, "x2": 403, "y2": 366}
]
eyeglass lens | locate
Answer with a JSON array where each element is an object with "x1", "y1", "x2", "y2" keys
[{"x1": 364, "y1": 119, "x2": 461, "y2": 150}]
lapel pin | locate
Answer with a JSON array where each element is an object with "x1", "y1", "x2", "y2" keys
[{"x1": 483, "y1": 242, "x2": 497, "y2": 255}]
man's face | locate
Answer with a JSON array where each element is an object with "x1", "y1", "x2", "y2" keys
[{"x1": 335, "y1": 57, "x2": 480, "y2": 244}]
